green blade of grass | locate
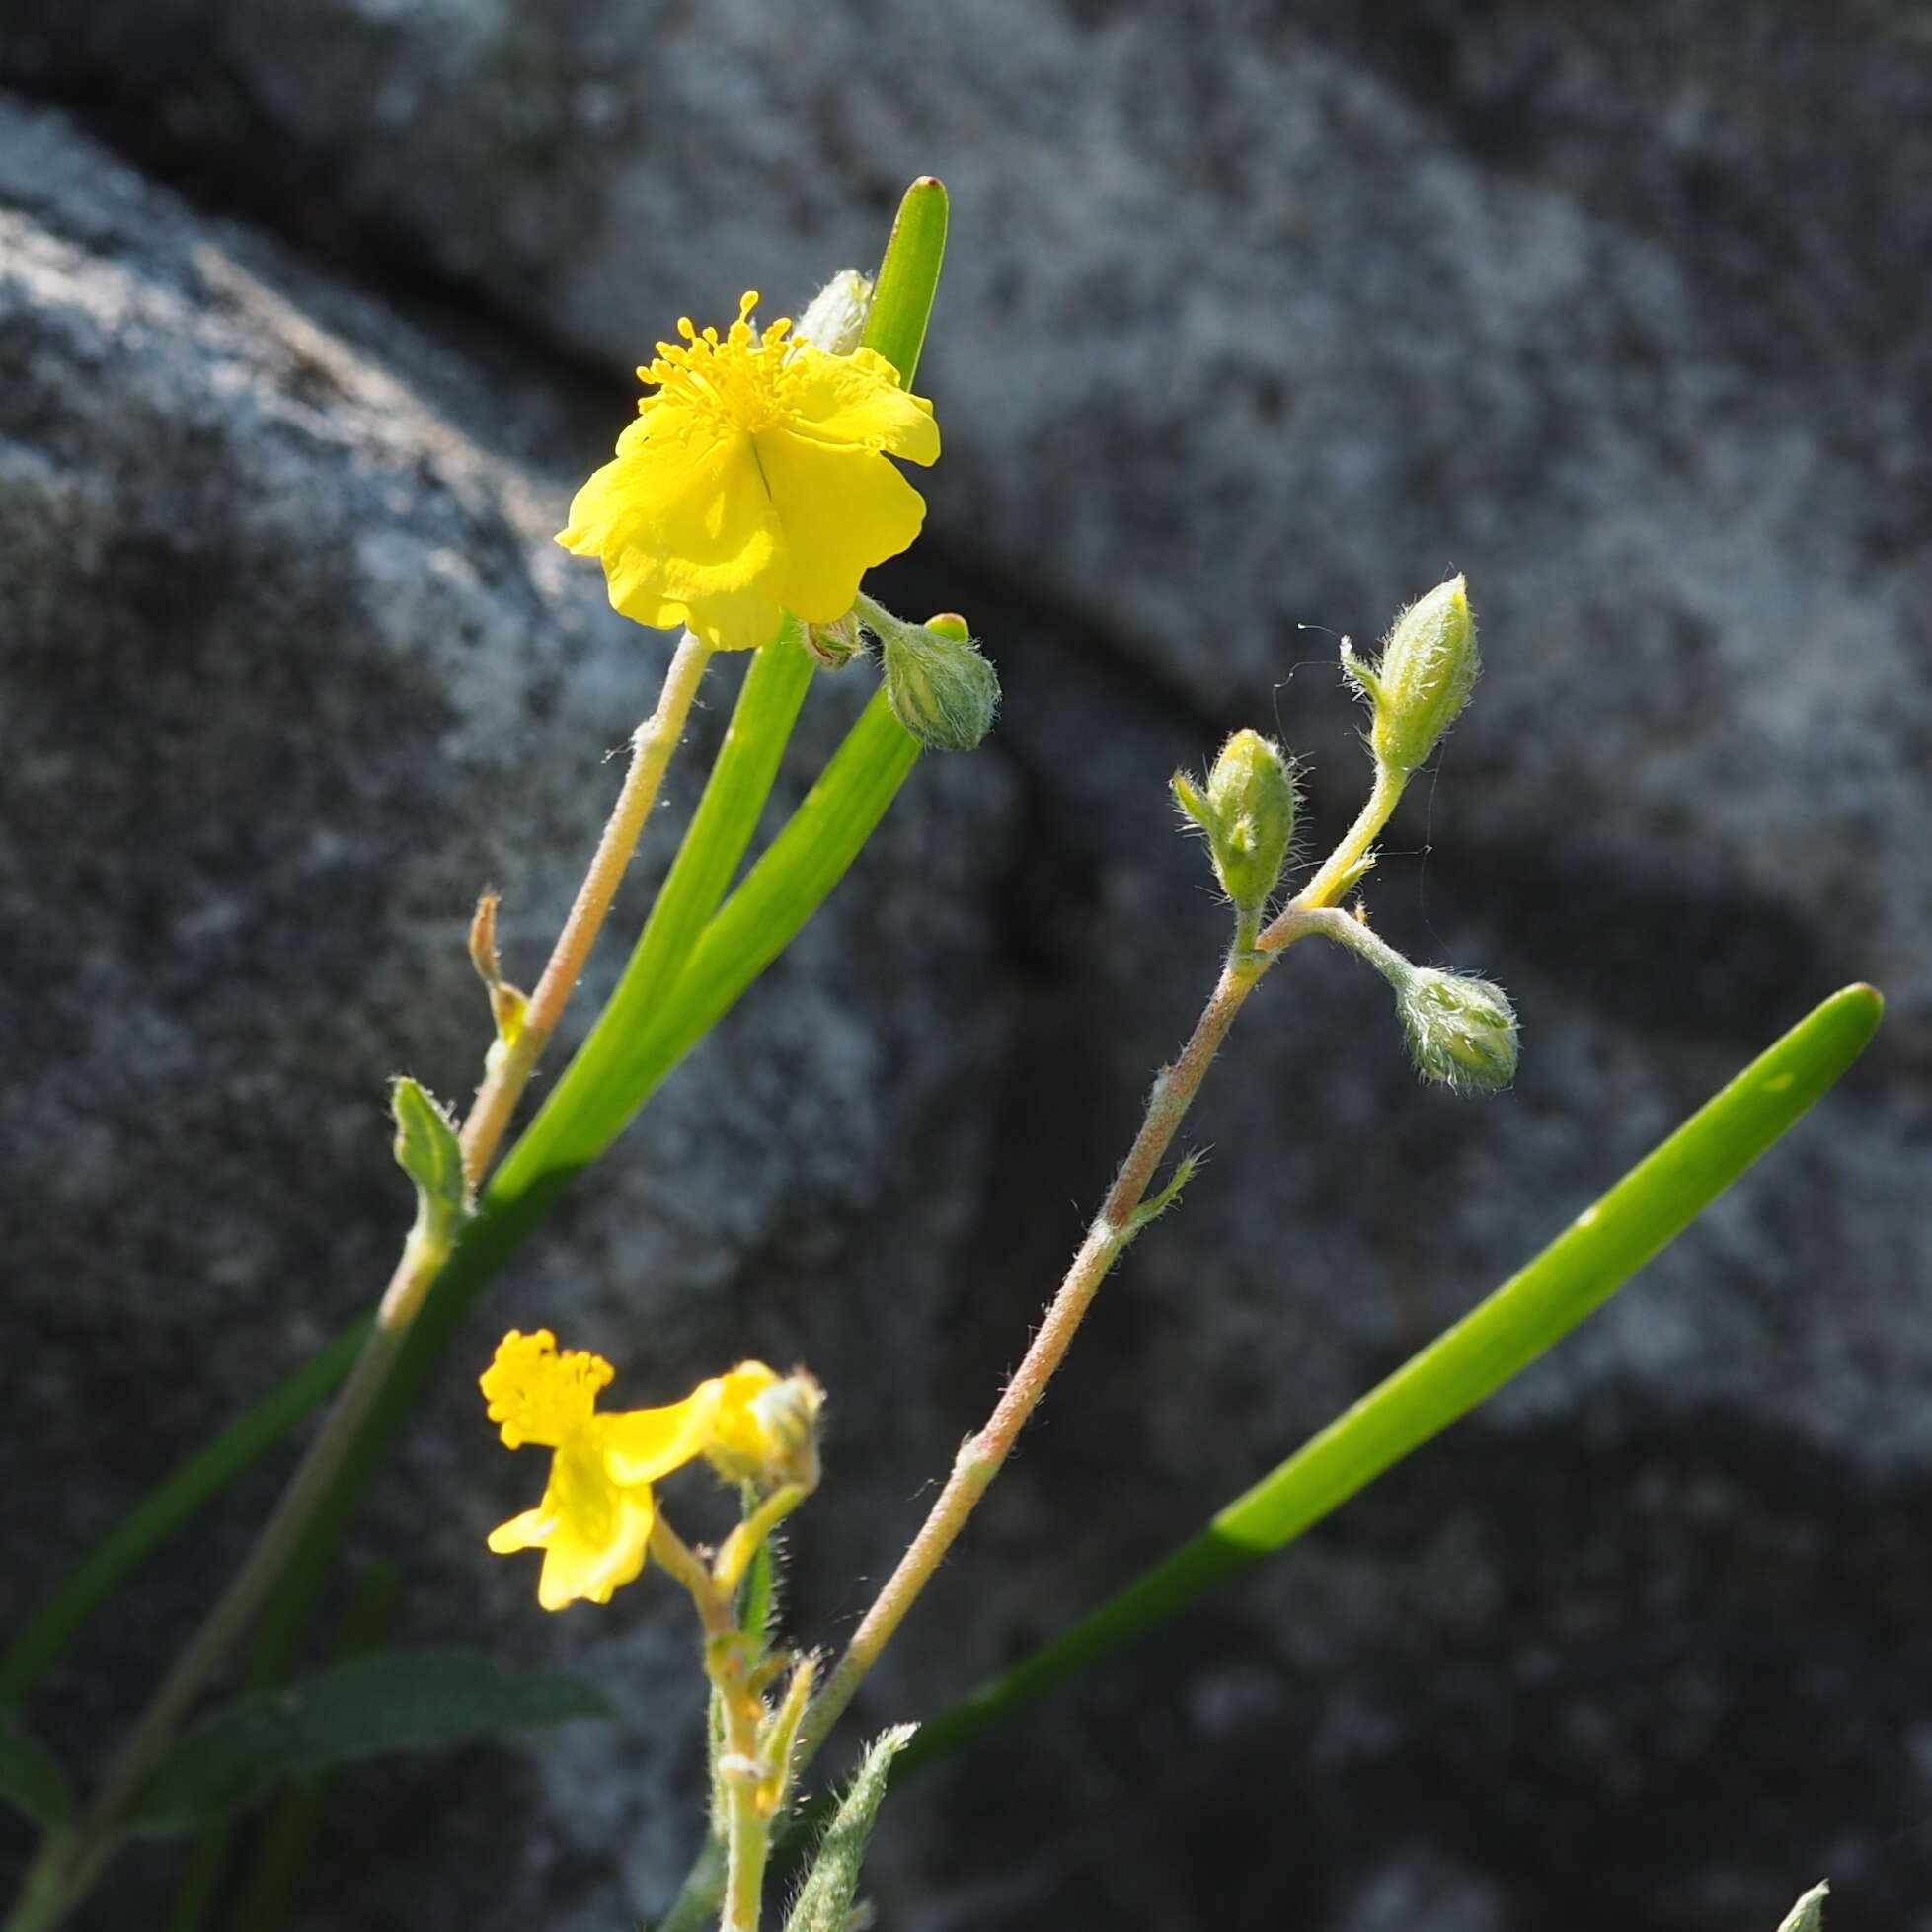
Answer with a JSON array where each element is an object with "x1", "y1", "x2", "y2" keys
[
  {"x1": 0, "y1": 1322, "x2": 366, "y2": 1710},
  {"x1": 863, "y1": 178, "x2": 948, "y2": 385},
  {"x1": 900, "y1": 983, "x2": 1884, "y2": 1773},
  {"x1": 505, "y1": 628, "x2": 815, "y2": 1176}
]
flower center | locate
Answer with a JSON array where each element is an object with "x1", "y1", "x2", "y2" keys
[
  {"x1": 641, "y1": 290, "x2": 804, "y2": 438},
  {"x1": 482, "y1": 1329, "x2": 614, "y2": 1449}
]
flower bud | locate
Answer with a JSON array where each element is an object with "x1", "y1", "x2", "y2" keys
[
  {"x1": 1173, "y1": 729, "x2": 1299, "y2": 917},
  {"x1": 880, "y1": 617, "x2": 1000, "y2": 751},
  {"x1": 805, "y1": 612, "x2": 863, "y2": 668},
  {"x1": 709, "y1": 1370, "x2": 826, "y2": 1493},
  {"x1": 1396, "y1": 966, "x2": 1518, "y2": 1092},
  {"x1": 1344, "y1": 576, "x2": 1479, "y2": 775},
  {"x1": 796, "y1": 269, "x2": 874, "y2": 354}
]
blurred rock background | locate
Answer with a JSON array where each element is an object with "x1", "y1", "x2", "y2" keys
[{"x1": 1, "y1": 4, "x2": 1928, "y2": 1929}]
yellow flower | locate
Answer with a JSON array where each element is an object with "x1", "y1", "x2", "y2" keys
[
  {"x1": 557, "y1": 291, "x2": 940, "y2": 653},
  {"x1": 480, "y1": 1330, "x2": 779, "y2": 1611}
]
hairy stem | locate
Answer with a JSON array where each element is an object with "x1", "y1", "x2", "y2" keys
[
  {"x1": 651, "y1": 1520, "x2": 772, "y2": 1932},
  {"x1": 456, "y1": 626, "x2": 715, "y2": 1195},
  {"x1": 796, "y1": 947, "x2": 1269, "y2": 1765},
  {"x1": 1276, "y1": 760, "x2": 1406, "y2": 920}
]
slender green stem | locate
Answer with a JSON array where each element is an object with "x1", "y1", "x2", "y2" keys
[
  {"x1": 650, "y1": 1520, "x2": 771, "y2": 1932},
  {"x1": 895, "y1": 985, "x2": 1885, "y2": 1770},
  {"x1": 0, "y1": 1322, "x2": 365, "y2": 1710},
  {"x1": 714, "y1": 1487, "x2": 810, "y2": 1599},
  {"x1": 1274, "y1": 760, "x2": 1406, "y2": 923},
  {"x1": 83, "y1": 1325, "x2": 405, "y2": 1837}
]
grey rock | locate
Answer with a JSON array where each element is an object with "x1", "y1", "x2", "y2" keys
[{"x1": 1, "y1": 3, "x2": 1930, "y2": 1930}]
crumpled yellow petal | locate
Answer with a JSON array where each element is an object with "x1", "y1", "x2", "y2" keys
[
  {"x1": 486, "y1": 1438, "x2": 658, "y2": 1611},
  {"x1": 782, "y1": 347, "x2": 940, "y2": 466},
  {"x1": 754, "y1": 430, "x2": 930, "y2": 624},
  {"x1": 560, "y1": 427, "x2": 787, "y2": 651},
  {"x1": 480, "y1": 1329, "x2": 614, "y2": 1451},
  {"x1": 598, "y1": 1384, "x2": 729, "y2": 1487}
]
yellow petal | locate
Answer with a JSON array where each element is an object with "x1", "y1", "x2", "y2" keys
[
  {"x1": 599, "y1": 1382, "x2": 727, "y2": 1487},
  {"x1": 535, "y1": 1485, "x2": 656, "y2": 1610},
  {"x1": 486, "y1": 1506, "x2": 554, "y2": 1554},
  {"x1": 559, "y1": 427, "x2": 787, "y2": 651},
  {"x1": 754, "y1": 431, "x2": 929, "y2": 624},
  {"x1": 784, "y1": 346, "x2": 940, "y2": 467},
  {"x1": 486, "y1": 1440, "x2": 658, "y2": 1611}
]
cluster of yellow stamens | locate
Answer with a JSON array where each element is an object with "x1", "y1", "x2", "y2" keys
[{"x1": 557, "y1": 291, "x2": 940, "y2": 652}]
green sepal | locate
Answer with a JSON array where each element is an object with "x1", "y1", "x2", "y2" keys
[
  {"x1": 389, "y1": 1077, "x2": 470, "y2": 1257},
  {"x1": 123, "y1": 1649, "x2": 608, "y2": 1835},
  {"x1": 1127, "y1": 1153, "x2": 1200, "y2": 1236},
  {"x1": 782, "y1": 1725, "x2": 916, "y2": 1932},
  {"x1": 0, "y1": 1710, "x2": 74, "y2": 1830}
]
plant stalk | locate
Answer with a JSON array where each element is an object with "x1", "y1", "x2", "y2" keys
[
  {"x1": 455, "y1": 627, "x2": 715, "y2": 1196},
  {"x1": 796, "y1": 944, "x2": 1271, "y2": 1765},
  {"x1": 19, "y1": 631, "x2": 717, "y2": 1932}
]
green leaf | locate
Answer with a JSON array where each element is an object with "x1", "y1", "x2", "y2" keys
[
  {"x1": 1778, "y1": 1883, "x2": 1829, "y2": 1932},
  {"x1": 390, "y1": 1076, "x2": 469, "y2": 1254},
  {"x1": 514, "y1": 635, "x2": 814, "y2": 1178},
  {"x1": 511, "y1": 686, "x2": 922, "y2": 1167},
  {"x1": 125, "y1": 1650, "x2": 608, "y2": 1836},
  {"x1": 902, "y1": 984, "x2": 1884, "y2": 1772},
  {"x1": 782, "y1": 1726, "x2": 916, "y2": 1932},
  {"x1": 0, "y1": 1710, "x2": 74, "y2": 1829},
  {"x1": 0, "y1": 1321, "x2": 365, "y2": 1708},
  {"x1": 863, "y1": 178, "x2": 948, "y2": 386}
]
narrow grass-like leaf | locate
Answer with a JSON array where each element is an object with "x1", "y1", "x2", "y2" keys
[
  {"x1": 125, "y1": 1650, "x2": 607, "y2": 1836},
  {"x1": 783, "y1": 1726, "x2": 917, "y2": 1932},
  {"x1": 221, "y1": 1563, "x2": 403, "y2": 1932},
  {"x1": 515, "y1": 632, "x2": 814, "y2": 1176},
  {"x1": 902, "y1": 984, "x2": 1883, "y2": 1772},
  {"x1": 0, "y1": 1321, "x2": 365, "y2": 1708},
  {"x1": 0, "y1": 1711, "x2": 73, "y2": 1829},
  {"x1": 864, "y1": 178, "x2": 949, "y2": 385}
]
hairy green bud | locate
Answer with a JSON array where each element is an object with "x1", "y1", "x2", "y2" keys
[
  {"x1": 879, "y1": 616, "x2": 1000, "y2": 751},
  {"x1": 1344, "y1": 575, "x2": 1479, "y2": 775},
  {"x1": 1172, "y1": 728, "x2": 1300, "y2": 917},
  {"x1": 1397, "y1": 966, "x2": 1518, "y2": 1092}
]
